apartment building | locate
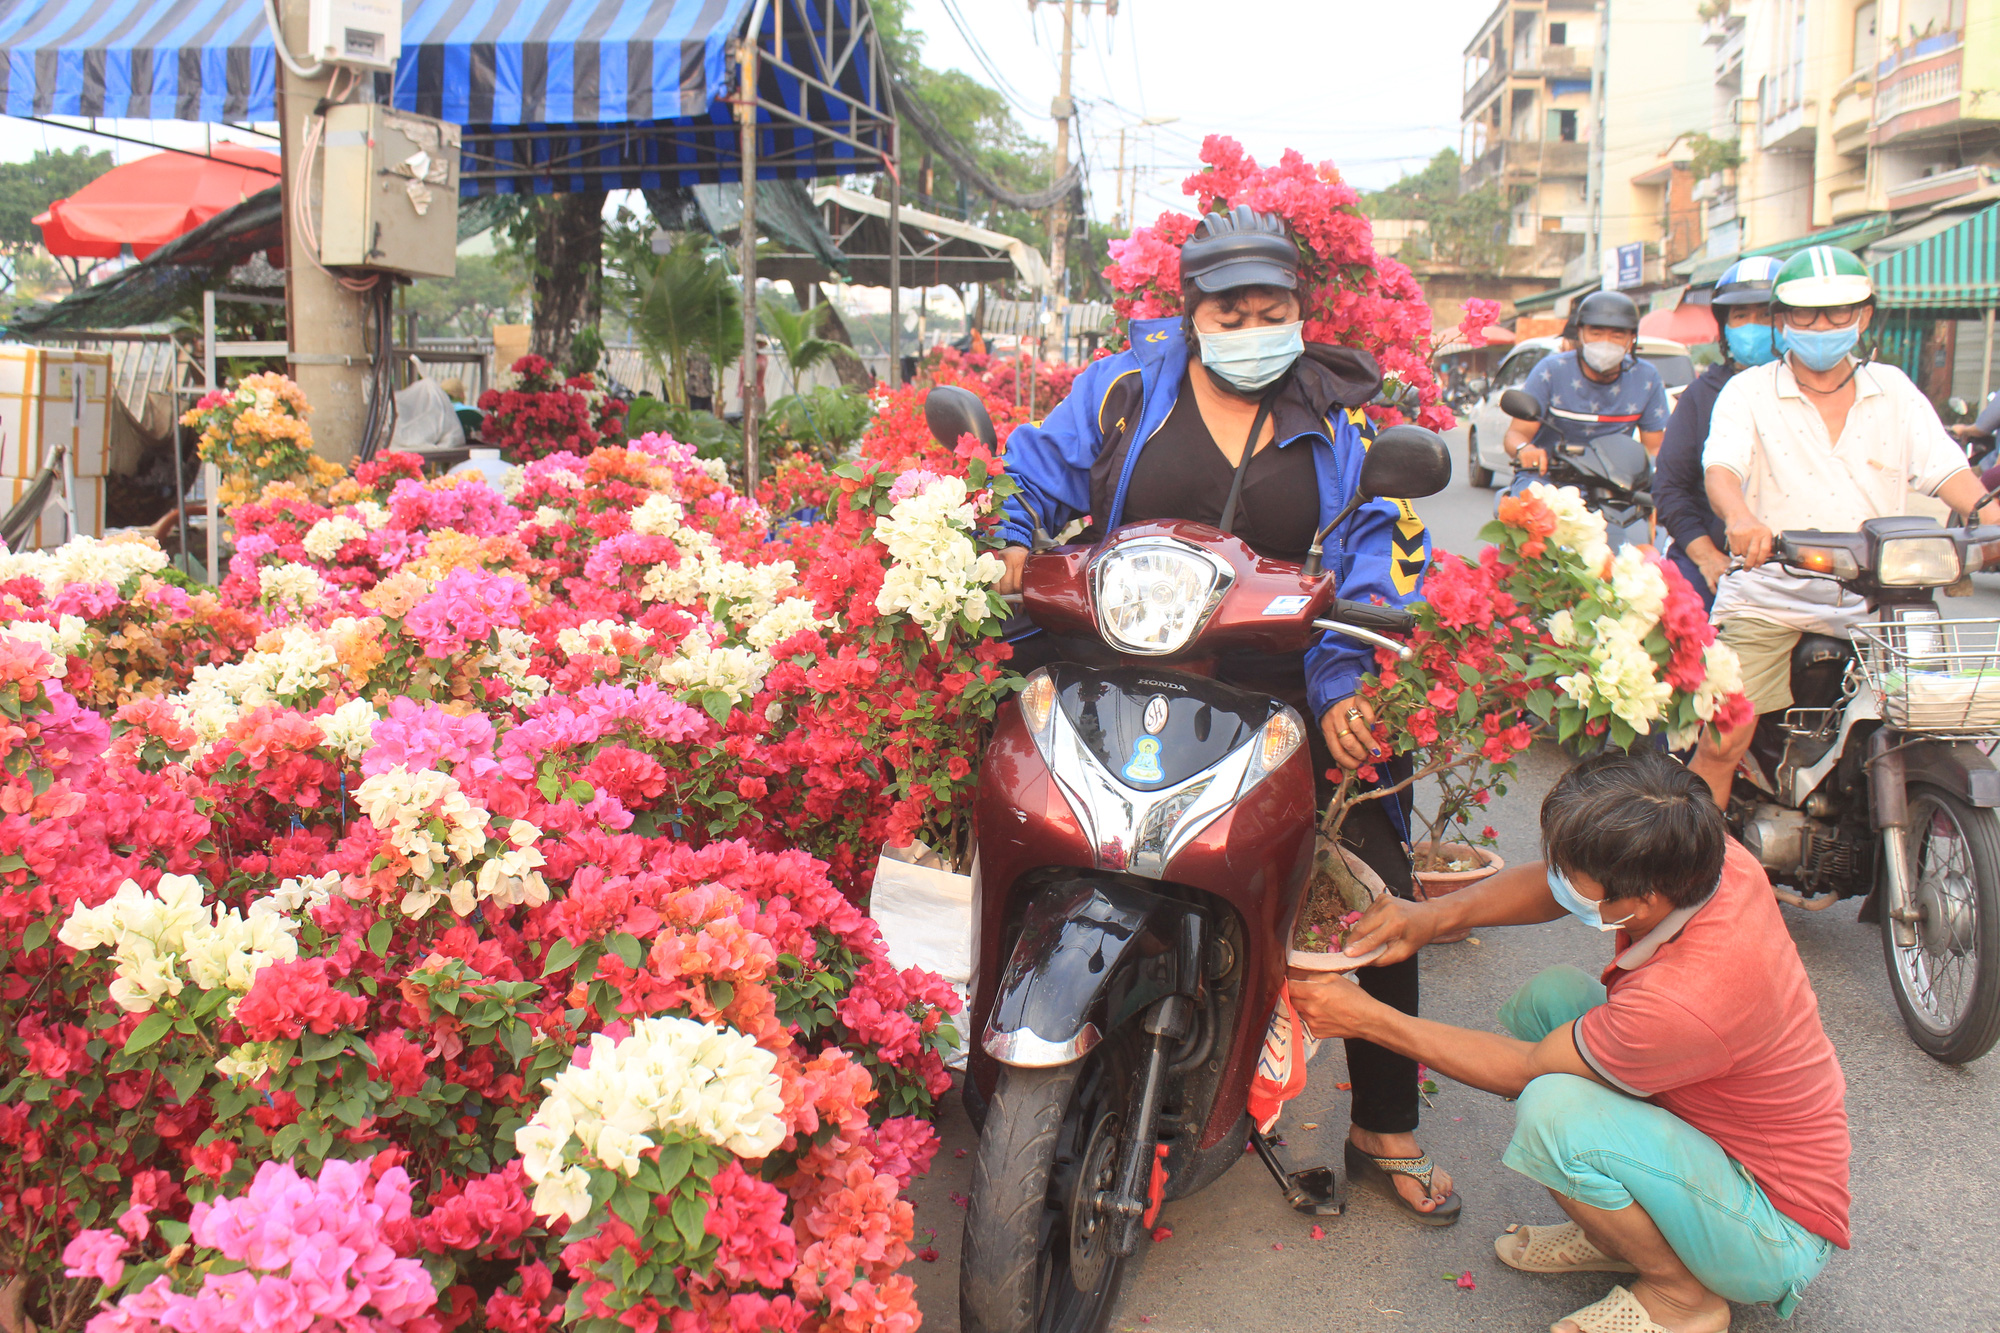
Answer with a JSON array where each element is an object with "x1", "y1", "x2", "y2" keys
[
  {"x1": 1460, "y1": 0, "x2": 1601, "y2": 271},
  {"x1": 1460, "y1": 0, "x2": 1713, "y2": 282},
  {"x1": 1695, "y1": 0, "x2": 1998, "y2": 255}
]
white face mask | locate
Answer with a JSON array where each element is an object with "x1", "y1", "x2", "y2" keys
[
  {"x1": 1197, "y1": 320, "x2": 1305, "y2": 393},
  {"x1": 1580, "y1": 340, "x2": 1627, "y2": 374}
]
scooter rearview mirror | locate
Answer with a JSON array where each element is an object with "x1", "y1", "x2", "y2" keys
[
  {"x1": 923, "y1": 385, "x2": 997, "y2": 451},
  {"x1": 1499, "y1": 388, "x2": 1544, "y2": 422},
  {"x1": 1359, "y1": 425, "x2": 1452, "y2": 501}
]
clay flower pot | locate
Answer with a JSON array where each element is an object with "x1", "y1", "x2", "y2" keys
[{"x1": 1411, "y1": 842, "x2": 1505, "y2": 944}]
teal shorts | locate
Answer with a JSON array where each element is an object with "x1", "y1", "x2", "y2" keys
[{"x1": 1497, "y1": 966, "x2": 1835, "y2": 1319}]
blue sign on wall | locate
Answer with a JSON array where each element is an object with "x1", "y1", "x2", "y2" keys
[{"x1": 1616, "y1": 242, "x2": 1644, "y2": 289}]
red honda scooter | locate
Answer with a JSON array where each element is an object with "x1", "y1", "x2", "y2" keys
[{"x1": 922, "y1": 388, "x2": 1452, "y2": 1333}]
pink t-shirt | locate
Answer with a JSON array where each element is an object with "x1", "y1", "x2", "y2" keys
[{"x1": 1574, "y1": 840, "x2": 1852, "y2": 1247}]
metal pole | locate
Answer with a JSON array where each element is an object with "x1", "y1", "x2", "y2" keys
[
  {"x1": 888, "y1": 124, "x2": 902, "y2": 389},
  {"x1": 738, "y1": 40, "x2": 762, "y2": 492},
  {"x1": 1046, "y1": 0, "x2": 1077, "y2": 305},
  {"x1": 1982, "y1": 307, "x2": 1995, "y2": 405},
  {"x1": 1115, "y1": 127, "x2": 1128, "y2": 231},
  {"x1": 1586, "y1": 0, "x2": 1610, "y2": 280},
  {"x1": 202, "y1": 290, "x2": 220, "y2": 583}
]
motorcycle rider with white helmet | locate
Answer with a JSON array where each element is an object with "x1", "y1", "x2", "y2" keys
[{"x1": 1690, "y1": 246, "x2": 2000, "y2": 807}]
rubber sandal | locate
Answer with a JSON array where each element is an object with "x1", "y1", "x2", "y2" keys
[
  {"x1": 1496, "y1": 1221, "x2": 1638, "y2": 1275},
  {"x1": 1342, "y1": 1140, "x2": 1462, "y2": 1227},
  {"x1": 1551, "y1": 1285, "x2": 1730, "y2": 1333}
]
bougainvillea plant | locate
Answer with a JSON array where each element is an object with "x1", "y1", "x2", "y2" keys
[
  {"x1": 1100, "y1": 135, "x2": 1455, "y2": 433},
  {"x1": 180, "y1": 373, "x2": 348, "y2": 510},
  {"x1": 0, "y1": 360, "x2": 1030, "y2": 1331},
  {"x1": 477, "y1": 356, "x2": 629, "y2": 465}
]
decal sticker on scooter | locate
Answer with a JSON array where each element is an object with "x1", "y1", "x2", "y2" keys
[
  {"x1": 1143, "y1": 695, "x2": 1170, "y2": 733},
  {"x1": 1261, "y1": 595, "x2": 1311, "y2": 616},
  {"x1": 1124, "y1": 735, "x2": 1165, "y2": 783}
]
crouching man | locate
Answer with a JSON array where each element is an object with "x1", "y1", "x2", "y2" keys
[{"x1": 1291, "y1": 751, "x2": 1848, "y2": 1333}]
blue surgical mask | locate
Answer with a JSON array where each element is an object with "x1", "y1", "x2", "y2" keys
[
  {"x1": 1785, "y1": 325, "x2": 1860, "y2": 373},
  {"x1": 1547, "y1": 864, "x2": 1636, "y2": 933},
  {"x1": 1198, "y1": 321, "x2": 1304, "y2": 393},
  {"x1": 1724, "y1": 321, "x2": 1779, "y2": 367}
]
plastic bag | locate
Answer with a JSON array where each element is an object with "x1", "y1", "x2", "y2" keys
[{"x1": 390, "y1": 377, "x2": 466, "y2": 451}]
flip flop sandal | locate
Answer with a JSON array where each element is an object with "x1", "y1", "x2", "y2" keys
[
  {"x1": 1342, "y1": 1140, "x2": 1463, "y2": 1227},
  {"x1": 1496, "y1": 1221, "x2": 1638, "y2": 1275},
  {"x1": 1551, "y1": 1284, "x2": 1730, "y2": 1333}
]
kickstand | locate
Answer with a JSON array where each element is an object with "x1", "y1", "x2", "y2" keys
[{"x1": 1249, "y1": 1126, "x2": 1345, "y2": 1216}]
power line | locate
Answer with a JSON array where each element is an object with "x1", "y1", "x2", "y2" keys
[{"x1": 934, "y1": 0, "x2": 1047, "y2": 122}]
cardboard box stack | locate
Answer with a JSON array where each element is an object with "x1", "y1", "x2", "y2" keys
[{"x1": 0, "y1": 346, "x2": 111, "y2": 550}]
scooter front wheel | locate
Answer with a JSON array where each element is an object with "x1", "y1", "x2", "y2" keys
[
  {"x1": 960, "y1": 1047, "x2": 1133, "y2": 1333},
  {"x1": 1882, "y1": 783, "x2": 2000, "y2": 1063}
]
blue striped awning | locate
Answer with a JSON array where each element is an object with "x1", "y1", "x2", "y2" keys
[
  {"x1": 0, "y1": 0, "x2": 890, "y2": 193},
  {"x1": 1871, "y1": 204, "x2": 2000, "y2": 311}
]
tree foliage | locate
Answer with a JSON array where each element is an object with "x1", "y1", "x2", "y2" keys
[
  {"x1": 401, "y1": 254, "x2": 529, "y2": 338},
  {"x1": 0, "y1": 148, "x2": 115, "y2": 291},
  {"x1": 1360, "y1": 148, "x2": 1512, "y2": 271},
  {"x1": 608, "y1": 230, "x2": 743, "y2": 407}
]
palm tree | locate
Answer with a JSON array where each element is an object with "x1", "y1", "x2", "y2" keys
[
  {"x1": 613, "y1": 233, "x2": 742, "y2": 406},
  {"x1": 757, "y1": 295, "x2": 841, "y2": 395}
]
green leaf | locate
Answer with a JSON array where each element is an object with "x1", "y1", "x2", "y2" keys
[
  {"x1": 302, "y1": 1031, "x2": 346, "y2": 1063},
  {"x1": 610, "y1": 1180, "x2": 651, "y2": 1230},
  {"x1": 166, "y1": 1059, "x2": 207, "y2": 1104},
  {"x1": 155, "y1": 1219, "x2": 191, "y2": 1246},
  {"x1": 607, "y1": 932, "x2": 643, "y2": 969},
  {"x1": 565, "y1": 779, "x2": 596, "y2": 803},
  {"x1": 700, "y1": 690, "x2": 735, "y2": 725},
  {"x1": 654, "y1": 1140, "x2": 693, "y2": 1193},
  {"x1": 21, "y1": 918, "x2": 48, "y2": 951},
  {"x1": 123, "y1": 1012, "x2": 174, "y2": 1054},
  {"x1": 0, "y1": 853, "x2": 25, "y2": 873},
  {"x1": 1455, "y1": 662, "x2": 1480, "y2": 685},
  {"x1": 671, "y1": 1190, "x2": 709, "y2": 1249},
  {"x1": 367, "y1": 920, "x2": 393, "y2": 956},
  {"x1": 1556, "y1": 708, "x2": 1582, "y2": 744},
  {"x1": 708, "y1": 979, "x2": 735, "y2": 1010},
  {"x1": 537, "y1": 773, "x2": 563, "y2": 803},
  {"x1": 1525, "y1": 688, "x2": 1556, "y2": 718},
  {"x1": 542, "y1": 938, "x2": 585, "y2": 977}
]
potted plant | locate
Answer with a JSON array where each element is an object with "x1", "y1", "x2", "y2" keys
[{"x1": 1290, "y1": 482, "x2": 1754, "y2": 962}]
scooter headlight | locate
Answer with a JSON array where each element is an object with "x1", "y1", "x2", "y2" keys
[
  {"x1": 1877, "y1": 536, "x2": 1961, "y2": 587},
  {"x1": 1019, "y1": 669, "x2": 1057, "y2": 735},
  {"x1": 1090, "y1": 537, "x2": 1233, "y2": 656}
]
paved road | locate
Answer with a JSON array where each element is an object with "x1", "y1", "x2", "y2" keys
[{"x1": 901, "y1": 434, "x2": 2000, "y2": 1332}]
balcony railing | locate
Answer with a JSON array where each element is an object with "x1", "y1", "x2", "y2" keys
[
  {"x1": 1460, "y1": 140, "x2": 1591, "y2": 192},
  {"x1": 1829, "y1": 80, "x2": 1872, "y2": 148},
  {"x1": 1873, "y1": 50, "x2": 1961, "y2": 128},
  {"x1": 1464, "y1": 58, "x2": 1509, "y2": 117}
]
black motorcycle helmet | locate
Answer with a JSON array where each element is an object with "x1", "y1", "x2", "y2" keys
[
  {"x1": 1566, "y1": 289, "x2": 1641, "y2": 338},
  {"x1": 1178, "y1": 206, "x2": 1300, "y2": 297}
]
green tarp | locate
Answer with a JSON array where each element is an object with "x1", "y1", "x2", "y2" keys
[
  {"x1": 1677, "y1": 214, "x2": 1894, "y2": 288},
  {"x1": 1871, "y1": 204, "x2": 2000, "y2": 312}
]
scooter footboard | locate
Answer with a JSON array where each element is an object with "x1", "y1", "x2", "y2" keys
[{"x1": 983, "y1": 873, "x2": 1204, "y2": 1069}]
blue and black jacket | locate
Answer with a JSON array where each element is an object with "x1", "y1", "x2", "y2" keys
[{"x1": 996, "y1": 317, "x2": 1431, "y2": 724}]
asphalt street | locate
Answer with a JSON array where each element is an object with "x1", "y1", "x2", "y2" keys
[{"x1": 897, "y1": 428, "x2": 2000, "y2": 1333}]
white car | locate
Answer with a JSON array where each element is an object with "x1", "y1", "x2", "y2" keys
[{"x1": 1462, "y1": 336, "x2": 1697, "y2": 488}]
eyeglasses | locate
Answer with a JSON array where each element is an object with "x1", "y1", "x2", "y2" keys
[{"x1": 1780, "y1": 304, "x2": 1865, "y2": 329}]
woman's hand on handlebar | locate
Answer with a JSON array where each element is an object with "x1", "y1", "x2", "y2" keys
[
  {"x1": 1321, "y1": 696, "x2": 1385, "y2": 771},
  {"x1": 995, "y1": 545, "x2": 1029, "y2": 595},
  {"x1": 1724, "y1": 515, "x2": 1775, "y2": 568},
  {"x1": 1514, "y1": 444, "x2": 1548, "y2": 472}
]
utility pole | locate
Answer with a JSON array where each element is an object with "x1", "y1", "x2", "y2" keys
[
  {"x1": 1586, "y1": 0, "x2": 1611, "y2": 285},
  {"x1": 1114, "y1": 126, "x2": 1127, "y2": 231},
  {"x1": 737, "y1": 37, "x2": 762, "y2": 491},
  {"x1": 1045, "y1": 0, "x2": 1079, "y2": 311},
  {"x1": 278, "y1": 0, "x2": 371, "y2": 465}
]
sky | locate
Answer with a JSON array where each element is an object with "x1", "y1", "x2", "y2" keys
[
  {"x1": 2, "y1": 0, "x2": 1498, "y2": 214},
  {"x1": 901, "y1": 0, "x2": 1502, "y2": 217}
]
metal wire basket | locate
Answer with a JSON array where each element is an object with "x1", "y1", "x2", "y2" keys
[{"x1": 1851, "y1": 618, "x2": 2000, "y2": 736}]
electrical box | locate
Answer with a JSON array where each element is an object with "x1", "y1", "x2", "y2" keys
[
  {"x1": 319, "y1": 104, "x2": 460, "y2": 278},
  {"x1": 307, "y1": 0, "x2": 402, "y2": 72}
]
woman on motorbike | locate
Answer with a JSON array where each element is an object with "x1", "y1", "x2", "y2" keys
[
  {"x1": 1652, "y1": 256, "x2": 1783, "y2": 610},
  {"x1": 992, "y1": 206, "x2": 1459, "y2": 1223}
]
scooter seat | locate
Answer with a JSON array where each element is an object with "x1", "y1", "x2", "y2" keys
[{"x1": 1789, "y1": 633, "x2": 1853, "y2": 713}]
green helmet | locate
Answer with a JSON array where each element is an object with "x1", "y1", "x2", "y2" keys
[{"x1": 1772, "y1": 245, "x2": 1872, "y2": 308}]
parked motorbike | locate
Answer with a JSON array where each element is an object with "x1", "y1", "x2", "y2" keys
[
  {"x1": 1725, "y1": 516, "x2": 2000, "y2": 1064},
  {"x1": 922, "y1": 387, "x2": 1453, "y2": 1333},
  {"x1": 1497, "y1": 386, "x2": 1654, "y2": 550}
]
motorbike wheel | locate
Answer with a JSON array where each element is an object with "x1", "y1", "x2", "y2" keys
[
  {"x1": 1466, "y1": 429, "x2": 1495, "y2": 488},
  {"x1": 960, "y1": 1045, "x2": 1134, "y2": 1333},
  {"x1": 1881, "y1": 783, "x2": 2000, "y2": 1063}
]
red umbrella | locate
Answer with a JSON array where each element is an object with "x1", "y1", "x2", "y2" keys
[
  {"x1": 34, "y1": 145, "x2": 281, "y2": 260},
  {"x1": 1639, "y1": 300, "x2": 1719, "y2": 347}
]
